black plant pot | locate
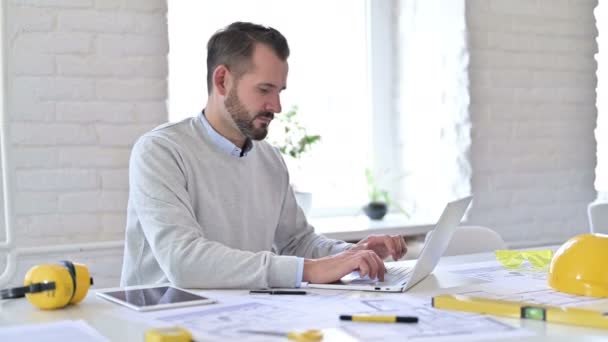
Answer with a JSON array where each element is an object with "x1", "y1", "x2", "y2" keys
[{"x1": 363, "y1": 202, "x2": 388, "y2": 220}]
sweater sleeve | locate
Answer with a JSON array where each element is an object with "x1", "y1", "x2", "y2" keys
[
  {"x1": 129, "y1": 137, "x2": 299, "y2": 289},
  {"x1": 273, "y1": 183, "x2": 355, "y2": 259}
]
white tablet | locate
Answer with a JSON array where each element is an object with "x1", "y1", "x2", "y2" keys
[{"x1": 96, "y1": 285, "x2": 216, "y2": 312}]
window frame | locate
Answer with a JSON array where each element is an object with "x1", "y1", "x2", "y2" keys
[
  {"x1": 367, "y1": 0, "x2": 401, "y2": 209},
  {"x1": 0, "y1": 0, "x2": 17, "y2": 287},
  {"x1": 595, "y1": 2, "x2": 607, "y2": 199},
  {"x1": 0, "y1": 0, "x2": 10, "y2": 244}
]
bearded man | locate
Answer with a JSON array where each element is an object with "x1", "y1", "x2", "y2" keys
[{"x1": 121, "y1": 22, "x2": 406, "y2": 289}]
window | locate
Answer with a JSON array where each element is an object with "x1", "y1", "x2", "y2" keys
[{"x1": 168, "y1": 1, "x2": 396, "y2": 217}]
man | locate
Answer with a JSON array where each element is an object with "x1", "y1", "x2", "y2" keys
[{"x1": 121, "y1": 22, "x2": 407, "y2": 289}]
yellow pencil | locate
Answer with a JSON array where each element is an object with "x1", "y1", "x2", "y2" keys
[
  {"x1": 339, "y1": 315, "x2": 418, "y2": 323},
  {"x1": 432, "y1": 294, "x2": 608, "y2": 330}
]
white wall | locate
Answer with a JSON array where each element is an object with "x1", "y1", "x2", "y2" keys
[
  {"x1": 466, "y1": 0, "x2": 599, "y2": 246},
  {"x1": 2, "y1": 0, "x2": 168, "y2": 287}
]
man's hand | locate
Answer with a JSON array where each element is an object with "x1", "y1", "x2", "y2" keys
[
  {"x1": 350, "y1": 234, "x2": 407, "y2": 261},
  {"x1": 302, "y1": 249, "x2": 386, "y2": 284}
]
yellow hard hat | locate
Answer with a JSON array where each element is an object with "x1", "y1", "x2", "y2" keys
[{"x1": 548, "y1": 233, "x2": 608, "y2": 298}]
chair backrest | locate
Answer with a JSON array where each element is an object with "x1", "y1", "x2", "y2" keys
[
  {"x1": 425, "y1": 225, "x2": 506, "y2": 256},
  {"x1": 588, "y1": 201, "x2": 608, "y2": 234}
]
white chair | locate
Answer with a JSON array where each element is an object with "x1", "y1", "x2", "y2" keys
[
  {"x1": 588, "y1": 201, "x2": 608, "y2": 234},
  {"x1": 425, "y1": 225, "x2": 507, "y2": 256}
]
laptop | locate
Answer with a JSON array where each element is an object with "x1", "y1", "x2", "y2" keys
[{"x1": 308, "y1": 196, "x2": 473, "y2": 292}]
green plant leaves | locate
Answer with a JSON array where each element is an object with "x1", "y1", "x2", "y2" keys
[{"x1": 269, "y1": 105, "x2": 321, "y2": 160}]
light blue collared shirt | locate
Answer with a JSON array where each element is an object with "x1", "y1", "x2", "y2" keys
[
  {"x1": 199, "y1": 111, "x2": 304, "y2": 287},
  {"x1": 199, "y1": 111, "x2": 253, "y2": 157}
]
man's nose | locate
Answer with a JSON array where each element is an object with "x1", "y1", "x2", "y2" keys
[{"x1": 266, "y1": 95, "x2": 281, "y2": 113}]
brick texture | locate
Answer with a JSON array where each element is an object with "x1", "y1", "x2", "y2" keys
[
  {"x1": 4, "y1": 0, "x2": 168, "y2": 287},
  {"x1": 466, "y1": 0, "x2": 599, "y2": 246}
]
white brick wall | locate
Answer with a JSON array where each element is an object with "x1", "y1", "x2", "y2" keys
[
  {"x1": 466, "y1": 0, "x2": 598, "y2": 246},
  {"x1": 4, "y1": 0, "x2": 168, "y2": 287}
]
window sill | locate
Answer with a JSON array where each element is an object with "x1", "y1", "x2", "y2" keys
[{"x1": 309, "y1": 213, "x2": 434, "y2": 243}]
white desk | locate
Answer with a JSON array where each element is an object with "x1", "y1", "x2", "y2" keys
[
  {"x1": 310, "y1": 213, "x2": 433, "y2": 242},
  {"x1": 2, "y1": 251, "x2": 608, "y2": 341}
]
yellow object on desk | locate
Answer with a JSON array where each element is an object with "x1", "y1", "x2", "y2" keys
[
  {"x1": 239, "y1": 329, "x2": 323, "y2": 341},
  {"x1": 548, "y1": 233, "x2": 608, "y2": 298},
  {"x1": 432, "y1": 294, "x2": 608, "y2": 330},
  {"x1": 144, "y1": 327, "x2": 193, "y2": 342},
  {"x1": 495, "y1": 250, "x2": 553, "y2": 270},
  {"x1": 339, "y1": 314, "x2": 418, "y2": 323}
]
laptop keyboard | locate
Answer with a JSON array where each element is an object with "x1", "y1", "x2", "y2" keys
[
  {"x1": 340, "y1": 264, "x2": 413, "y2": 285},
  {"x1": 382, "y1": 264, "x2": 413, "y2": 284}
]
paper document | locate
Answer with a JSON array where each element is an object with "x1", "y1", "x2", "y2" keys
[
  {"x1": 339, "y1": 297, "x2": 531, "y2": 342},
  {"x1": 456, "y1": 287, "x2": 608, "y2": 308},
  {"x1": 145, "y1": 291, "x2": 369, "y2": 341},
  {"x1": 144, "y1": 291, "x2": 531, "y2": 341},
  {"x1": 444, "y1": 260, "x2": 549, "y2": 290},
  {"x1": 444, "y1": 260, "x2": 608, "y2": 308},
  {"x1": 0, "y1": 320, "x2": 109, "y2": 342}
]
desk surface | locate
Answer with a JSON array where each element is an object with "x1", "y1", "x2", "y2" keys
[
  {"x1": 2, "y1": 251, "x2": 608, "y2": 341},
  {"x1": 310, "y1": 213, "x2": 433, "y2": 242}
]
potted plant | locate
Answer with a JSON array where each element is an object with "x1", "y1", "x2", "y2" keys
[
  {"x1": 363, "y1": 169, "x2": 390, "y2": 220},
  {"x1": 268, "y1": 105, "x2": 321, "y2": 215},
  {"x1": 272, "y1": 106, "x2": 321, "y2": 160},
  {"x1": 363, "y1": 169, "x2": 409, "y2": 220}
]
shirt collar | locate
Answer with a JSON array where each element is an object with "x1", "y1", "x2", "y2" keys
[{"x1": 199, "y1": 110, "x2": 253, "y2": 158}]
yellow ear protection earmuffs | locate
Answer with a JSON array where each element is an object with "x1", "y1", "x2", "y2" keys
[{"x1": 0, "y1": 260, "x2": 93, "y2": 310}]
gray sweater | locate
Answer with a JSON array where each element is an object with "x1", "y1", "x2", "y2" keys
[{"x1": 120, "y1": 115, "x2": 352, "y2": 288}]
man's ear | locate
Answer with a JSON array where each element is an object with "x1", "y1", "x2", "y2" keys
[{"x1": 213, "y1": 65, "x2": 230, "y2": 96}]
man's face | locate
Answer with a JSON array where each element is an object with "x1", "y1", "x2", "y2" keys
[
  {"x1": 224, "y1": 84, "x2": 274, "y2": 140},
  {"x1": 223, "y1": 44, "x2": 288, "y2": 141}
]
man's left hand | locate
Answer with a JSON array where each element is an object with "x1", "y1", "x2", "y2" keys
[{"x1": 351, "y1": 234, "x2": 408, "y2": 261}]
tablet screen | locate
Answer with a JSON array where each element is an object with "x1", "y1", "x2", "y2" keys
[{"x1": 101, "y1": 286, "x2": 208, "y2": 307}]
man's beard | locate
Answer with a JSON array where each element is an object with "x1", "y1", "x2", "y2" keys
[{"x1": 225, "y1": 87, "x2": 274, "y2": 141}]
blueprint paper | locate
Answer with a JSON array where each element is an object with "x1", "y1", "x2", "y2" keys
[
  {"x1": 444, "y1": 260, "x2": 608, "y2": 308},
  {"x1": 443, "y1": 260, "x2": 549, "y2": 290},
  {"x1": 0, "y1": 320, "x2": 109, "y2": 342},
  {"x1": 456, "y1": 287, "x2": 608, "y2": 308},
  {"x1": 337, "y1": 297, "x2": 531, "y2": 342},
  {"x1": 144, "y1": 291, "x2": 531, "y2": 341}
]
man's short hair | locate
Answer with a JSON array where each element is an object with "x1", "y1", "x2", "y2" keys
[{"x1": 206, "y1": 21, "x2": 290, "y2": 94}]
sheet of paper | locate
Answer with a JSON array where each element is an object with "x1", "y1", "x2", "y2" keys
[
  {"x1": 0, "y1": 320, "x2": 109, "y2": 342},
  {"x1": 443, "y1": 261, "x2": 608, "y2": 308},
  {"x1": 143, "y1": 291, "x2": 531, "y2": 341},
  {"x1": 142, "y1": 291, "x2": 371, "y2": 341},
  {"x1": 456, "y1": 286, "x2": 608, "y2": 308},
  {"x1": 338, "y1": 297, "x2": 532, "y2": 342},
  {"x1": 443, "y1": 260, "x2": 549, "y2": 290}
]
